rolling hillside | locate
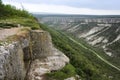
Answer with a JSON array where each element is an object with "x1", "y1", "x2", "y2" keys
[
  {"x1": 35, "y1": 15, "x2": 120, "y2": 80},
  {"x1": 38, "y1": 15, "x2": 120, "y2": 68}
]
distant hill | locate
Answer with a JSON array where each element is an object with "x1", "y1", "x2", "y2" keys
[
  {"x1": 35, "y1": 15, "x2": 120, "y2": 80},
  {"x1": 39, "y1": 15, "x2": 120, "y2": 68}
]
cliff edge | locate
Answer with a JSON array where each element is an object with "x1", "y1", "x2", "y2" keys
[{"x1": 0, "y1": 27, "x2": 69, "y2": 80}]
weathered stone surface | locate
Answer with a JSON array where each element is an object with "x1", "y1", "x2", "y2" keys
[
  {"x1": 0, "y1": 28, "x2": 30, "y2": 80},
  {"x1": 0, "y1": 28, "x2": 69, "y2": 80},
  {"x1": 30, "y1": 30, "x2": 53, "y2": 59},
  {"x1": 0, "y1": 42, "x2": 25, "y2": 80},
  {"x1": 64, "y1": 77, "x2": 76, "y2": 80},
  {"x1": 27, "y1": 48, "x2": 69, "y2": 80},
  {"x1": 26, "y1": 30, "x2": 69, "y2": 80}
]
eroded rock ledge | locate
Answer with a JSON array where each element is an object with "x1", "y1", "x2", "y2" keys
[{"x1": 0, "y1": 28, "x2": 69, "y2": 80}]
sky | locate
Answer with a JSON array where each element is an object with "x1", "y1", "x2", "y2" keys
[{"x1": 2, "y1": 0, "x2": 120, "y2": 15}]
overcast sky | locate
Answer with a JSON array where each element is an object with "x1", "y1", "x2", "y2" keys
[{"x1": 2, "y1": 0, "x2": 120, "y2": 15}]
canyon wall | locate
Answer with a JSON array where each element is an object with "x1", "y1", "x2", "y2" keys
[{"x1": 0, "y1": 29, "x2": 69, "y2": 80}]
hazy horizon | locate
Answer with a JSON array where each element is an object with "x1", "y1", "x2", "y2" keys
[{"x1": 2, "y1": 0, "x2": 120, "y2": 15}]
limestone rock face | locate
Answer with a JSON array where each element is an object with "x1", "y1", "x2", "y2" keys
[
  {"x1": 27, "y1": 30, "x2": 69, "y2": 80},
  {"x1": 0, "y1": 28, "x2": 30, "y2": 80},
  {"x1": 27, "y1": 48, "x2": 69, "y2": 80},
  {"x1": 0, "y1": 28, "x2": 69, "y2": 80},
  {"x1": 30, "y1": 30, "x2": 53, "y2": 59},
  {"x1": 0, "y1": 42, "x2": 25, "y2": 80},
  {"x1": 64, "y1": 77, "x2": 76, "y2": 80}
]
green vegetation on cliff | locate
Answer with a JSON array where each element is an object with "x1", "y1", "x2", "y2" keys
[
  {"x1": 0, "y1": 0, "x2": 39, "y2": 29},
  {"x1": 0, "y1": 0, "x2": 31, "y2": 18},
  {"x1": 40, "y1": 24, "x2": 120, "y2": 80},
  {"x1": 46, "y1": 64, "x2": 76, "y2": 80}
]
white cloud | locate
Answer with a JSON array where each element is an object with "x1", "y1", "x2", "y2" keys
[{"x1": 3, "y1": 1, "x2": 120, "y2": 15}]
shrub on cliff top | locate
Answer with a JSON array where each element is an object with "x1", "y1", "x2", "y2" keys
[
  {"x1": 0, "y1": 0, "x2": 32, "y2": 18},
  {"x1": 0, "y1": 0, "x2": 40, "y2": 29},
  {"x1": 46, "y1": 64, "x2": 76, "y2": 80}
]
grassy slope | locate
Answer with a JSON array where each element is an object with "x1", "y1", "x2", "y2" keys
[
  {"x1": 40, "y1": 24, "x2": 120, "y2": 80},
  {"x1": 0, "y1": 1, "x2": 39, "y2": 29},
  {"x1": 0, "y1": 17, "x2": 39, "y2": 29}
]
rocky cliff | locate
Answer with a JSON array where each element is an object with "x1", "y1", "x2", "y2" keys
[{"x1": 0, "y1": 28, "x2": 69, "y2": 80}]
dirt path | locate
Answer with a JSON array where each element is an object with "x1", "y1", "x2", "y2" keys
[
  {"x1": 0, "y1": 28, "x2": 20, "y2": 40},
  {"x1": 68, "y1": 36, "x2": 120, "y2": 71}
]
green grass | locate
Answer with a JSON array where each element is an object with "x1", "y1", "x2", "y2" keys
[
  {"x1": 0, "y1": 17, "x2": 40, "y2": 29},
  {"x1": 46, "y1": 64, "x2": 76, "y2": 80},
  {"x1": 0, "y1": 0, "x2": 40, "y2": 29}
]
